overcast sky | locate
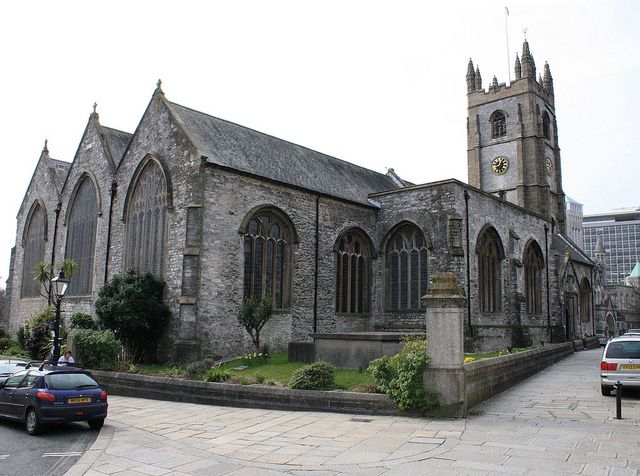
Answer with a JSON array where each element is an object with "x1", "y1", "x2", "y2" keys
[{"x1": 0, "y1": 0, "x2": 638, "y2": 284}]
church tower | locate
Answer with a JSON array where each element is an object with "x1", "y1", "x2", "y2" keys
[{"x1": 466, "y1": 40, "x2": 566, "y2": 233}]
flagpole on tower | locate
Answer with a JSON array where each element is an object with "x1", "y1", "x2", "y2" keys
[{"x1": 505, "y1": 6, "x2": 511, "y2": 83}]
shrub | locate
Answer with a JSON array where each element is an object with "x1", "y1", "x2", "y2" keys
[
  {"x1": 368, "y1": 338, "x2": 439, "y2": 411},
  {"x1": 4, "y1": 345, "x2": 28, "y2": 358},
  {"x1": 203, "y1": 367, "x2": 230, "y2": 382},
  {"x1": 0, "y1": 337, "x2": 14, "y2": 353},
  {"x1": 26, "y1": 306, "x2": 56, "y2": 332},
  {"x1": 25, "y1": 322, "x2": 51, "y2": 360},
  {"x1": 289, "y1": 361, "x2": 336, "y2": 390},
  {"x1": 73, "y1": 329, "x2": 122, "y2": 370},
  {"x1": 95, "y1": 269, "x2": 170, "y2": 362},
  {"x1": 185, "y1": 357, "x2": 220, "y2": 380},
  {"x1": 16, "y1": 327, "x2": 26, "y2": 349},
  {"x1": 0, "y1": 326, "x2": 8, "y2": 339},
  {"x1": 69, "y1": 312, "x2": 97, "y2": 330}
]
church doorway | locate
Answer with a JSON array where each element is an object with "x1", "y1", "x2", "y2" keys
[{"x1": 565, "y1": 294, "x2": 577, "y2": 340}]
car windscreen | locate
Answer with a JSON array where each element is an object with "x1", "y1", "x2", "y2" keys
[
  {"x1": 45, "y1": 373, "x2": 100, "y2": 390},
  {"x1": 0, "y1": 363, "x2": 26, "y2": 374},
  {"x1": 605, "y1": 341, "x2": 640, "y2": 359}
]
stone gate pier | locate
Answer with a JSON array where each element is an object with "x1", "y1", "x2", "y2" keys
[{"x1": 422, "y1": 272, "x2": 467, "y2": 417}]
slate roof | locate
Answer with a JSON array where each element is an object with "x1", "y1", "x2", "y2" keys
[
  {"x1": 166, "y1": 101, "x2": 401, "y2": 205},
  {"x1": 102, "y1": 126, "x2": 132, "y2": 166},
  {"x1": 552, "y1": 233, "x2": 594, "y2": 266},
  {"x1": 50, "y1": 159, "x2": 71, "y2": 193}
]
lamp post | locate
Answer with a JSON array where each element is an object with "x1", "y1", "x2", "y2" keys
[{"x1": 50, "y1": 269, "x2": 70, "y2": 363}]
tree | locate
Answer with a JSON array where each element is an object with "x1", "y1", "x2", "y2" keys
[
  {"x1": 95, "y1": 269, "x2": 170, "y2": 362},
  {"x1": 33, "y1": 259, "x2": 77, "y2": 304},
  {"x1": 236, "y1": 294, "x2": 273, "y2": 352}
]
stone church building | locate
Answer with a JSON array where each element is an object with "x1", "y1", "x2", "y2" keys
[{"x1": 4, "y1": 41, "x2": 597, "y2": 361}]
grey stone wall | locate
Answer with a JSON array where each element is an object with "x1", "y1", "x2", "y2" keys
[
  {"x1": 108, "y1": 94, "x2": 202, "y2": 361},
  {"x1": 7, "y1": 149, "x2": 64, "y2": 330},
  {"x1": 54, "y1": 116, "x2": 117, "y2": 323}
]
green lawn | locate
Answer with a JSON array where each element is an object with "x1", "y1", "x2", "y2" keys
[{"x1": 218, "y1": 353, "x2": 375, "y2": 390}]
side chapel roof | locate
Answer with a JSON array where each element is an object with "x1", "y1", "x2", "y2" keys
[
  {"x1": 101, "y1": 126, "x2": 133, "y2": 167},
  {"x1": 552, "y1": 233, "x2": 594, "y2": 266},
  {"x1": 166, "y1": 100, "x2": 403, "y2": 205}
]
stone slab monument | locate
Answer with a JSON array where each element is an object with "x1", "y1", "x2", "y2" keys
[{"x1": 422, "y1": 272, "x2": 467, "y2": 417}]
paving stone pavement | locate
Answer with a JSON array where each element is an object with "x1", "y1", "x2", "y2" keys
[{"x1": 65, "y1": 349, "x2": 640, "y2": 475}]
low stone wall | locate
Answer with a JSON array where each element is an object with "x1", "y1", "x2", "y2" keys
[
  {"x1": 313, "y1": 332, "x2": 422, "y2": 369},
  {"x1": 91, "y1": 370, "x2": 401, "y2": 416},
  {"x1": 464, "y1": 342, "x2": 574, "y2": 410}
]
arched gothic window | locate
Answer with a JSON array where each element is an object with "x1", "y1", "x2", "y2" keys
[
  {"x1": 542, "y1": 111, "x2": 551, "y2": 140},
  {"x1": 65, "y1": 177, "x2": 98, "y2": 296},
  {"x1": 22, "y1": 204, "x2": 46, "y2": 298},
  {"x1": 477, "y1": 227, "x2": 503, "y2": 313},
  {"x1": 580, "y1": 278, "x2": 592, "y2": 323},
  {"x1": 385, "y1": 224, "x2": 428, "y2": 311},
  {"x1": 336, "y1": 230, "x2": 370, "y2": 314},
  {"x1": 125, "y1": 160, "x2": 168, "y2": 276},
  {"x1": 243, "y1": 211, "x2": 291, "y2": 309},
  {"x1": 524, "y1": 241, "x2": 544, "y2": 315},
  {"x1": 491, "y1": 111, "x2": 507, "y2": 138}
]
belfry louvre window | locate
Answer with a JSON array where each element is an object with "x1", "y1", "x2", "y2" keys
[
  {"x1": 336, "y1": 230, "x2": 370, "y2": 314},
  {"x1": 524, "y1": 241, "x2": 543, "y2": 314},
  {"x1": 65, "y1": 177, "x2": 98, "y2": 295},
  {"x1": 477, "y1": 228, "x2": 503, "y2": 313},
  {"x1": 542, "y1": 112, "x2": 551, "y2": 140},
  {"x1": 21, "y1": 204, "x2": 46, "y2": 298},
  {"x1": 386, "y1": 224, "x2": 428, "y2": 310},
  {"x1": 125, "y1": 160, "x2": 168, "y2": 276},
  {"x1": 243, "y1": 212, "x2": 290, "y2": 309},
  {"x1": 491, "y1": 111, "x2": 507, "y2": 138}
]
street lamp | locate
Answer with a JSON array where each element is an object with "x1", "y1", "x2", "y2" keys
[{"x1": 50, "y1": 269, "x2": 70, "y2": 364}]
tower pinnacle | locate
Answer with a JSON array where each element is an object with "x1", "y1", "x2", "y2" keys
[
  {"x1": 514, "y1": 53, "x2": 522, "y2": 80},
  {"x1": 543, "y1": 62, "x2": 554, "y2": 100},
  {"x1": 521, "y1": 40, "x2": 536, "y2": 79},
  {"x1": 475, "y1": 66, "x2": 482, "y2": 91},
  {"x1": 467, "y1": 58, "x2": 476, "y2": 93}
]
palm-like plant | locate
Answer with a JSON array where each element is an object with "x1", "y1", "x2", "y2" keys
[{"x1": 33, "y1": 259, "x2": 78, "y2": 304}]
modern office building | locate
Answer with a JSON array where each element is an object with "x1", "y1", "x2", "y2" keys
[
  {"x1": 583, "y1": 209, "x2": 640, "y2": 285},
  {"x1": 565, "y1": 196, "x2": 584, "y2": 248}
]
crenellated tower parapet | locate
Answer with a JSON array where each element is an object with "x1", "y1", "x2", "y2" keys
[{"x1": 466, "y1": 40, "x2": 565, "y2": 234}]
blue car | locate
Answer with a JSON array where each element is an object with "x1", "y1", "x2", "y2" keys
[{"x1": 0, "y1": 363, "x2": 108, "y2": 435}]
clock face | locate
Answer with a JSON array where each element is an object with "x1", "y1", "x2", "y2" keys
[
  {"x1": 491, "y1": 156, "x2": 509, "y2": 175},
  {"x1": 545, "y1": 157, "x2": 553, "y2": 176}
]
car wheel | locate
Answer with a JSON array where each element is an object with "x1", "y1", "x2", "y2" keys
[
  {"x1": 601, "y1": 385, "x2": 612, "y2": 396},
  {"x1": 88, "y1": 418, "x2": 104, "y2": 430},
  {"x1": 25, "y1": 408, "x2": 42, "y2": 435}
]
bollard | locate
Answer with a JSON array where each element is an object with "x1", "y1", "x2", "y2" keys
[{"x1": 615, "y1": 381, "x2": 622, "y2": 419}]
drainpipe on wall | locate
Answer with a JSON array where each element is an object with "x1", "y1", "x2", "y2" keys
[
  {"x1": 591, "y1": 267, "x2": 596, "y2": 336},
  {"x1": 49, "y1": 202, "x2": 62, "y2": 306},
  {"x1": 313, "y1": 196, "x2": 320, "y2": 334},
  {"x1": 544, "y1": 224, "x2": 551, "y2": 341},
  {"x1": 104, "y1": 181, "x2": 117, "y2": 283},
  {"x1": 464, "y1": 190, "x2": 472, "y2": 336}
]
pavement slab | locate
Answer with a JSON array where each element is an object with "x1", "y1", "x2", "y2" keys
[{"x1": 66, "y1": 349, "x2": 640, "y2": 475}]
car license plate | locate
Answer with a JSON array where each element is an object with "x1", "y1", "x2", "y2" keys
[
  {"x1": 68, "y1": 397, "x2": 91, "y2": 404},
  {"x1": 620, "y1": 364, "x2": 640, "y2": 370}
]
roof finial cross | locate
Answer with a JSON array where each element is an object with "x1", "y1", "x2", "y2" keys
[
  {"x1": 93, "y1": 102, "x2": 97, "y2": 114},
  {"x1": 523, "y1": 27, "x2": 528, "y2": 41},
  {"x1": 44, "y1": 139, "x2": 48, "y2": 151},
  {"x1": 157, "y1": 79, "x2": 162, "y2": 89}
]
